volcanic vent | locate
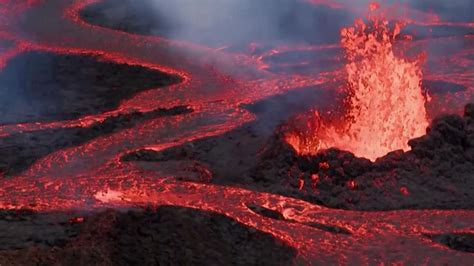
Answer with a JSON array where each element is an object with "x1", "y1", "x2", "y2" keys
[{"x1": 285, "y1": 5, "x2": 429, "y2": 161}]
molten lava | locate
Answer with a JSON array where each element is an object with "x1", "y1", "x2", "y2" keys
[
  {"x1": 287, "y1": 4, "x2": 429, "y2": 161},
  {"x1": 0, "y1": 0, "x2": 472, "y2": 263}
]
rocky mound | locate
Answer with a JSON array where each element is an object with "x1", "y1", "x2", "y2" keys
[
  {"x1": 259, "y1": 104, "x2": 474, "y2": 210},
  {"x1": 124, "y1": 104, "x2": 474, "y2": 211}
]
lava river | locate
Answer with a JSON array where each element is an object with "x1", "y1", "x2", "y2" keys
[{"x1": 0, "y1": 0, "x2": 473, "y2": 264}]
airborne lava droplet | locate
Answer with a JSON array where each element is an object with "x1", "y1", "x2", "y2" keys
[{"x1": 369, "y1": 1, "x2": 380, "y2": 12}]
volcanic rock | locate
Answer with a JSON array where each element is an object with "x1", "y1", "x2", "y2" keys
[
  {"x1": 0, "y1": 207, "x2": 296, "y2": 265},
  {"x1": 0, "y1": 52, "x2": 182, "y2": 124},
  {"x1": 428, "y1": 233, "x2": 474, "y2": 253}
]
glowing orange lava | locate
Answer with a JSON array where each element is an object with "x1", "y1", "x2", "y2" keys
[
  {"x1": 0, "y1": 0, "x2": 472, "y2": 263},
  {"x1": 287, "y1": 3, "x2": 430, "y2": 161}
]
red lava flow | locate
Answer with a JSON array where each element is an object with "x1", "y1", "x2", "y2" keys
[{"x1": 0, "y1": 0, "x2": 473, "y2": 263}]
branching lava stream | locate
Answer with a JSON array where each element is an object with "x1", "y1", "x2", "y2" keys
[{"x1": 0, "y1": 0, "x2": 473, "y2": 264}]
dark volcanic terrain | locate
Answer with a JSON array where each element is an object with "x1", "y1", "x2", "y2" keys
[
  {"x1": 0, "y1": 51, "x2": 182, "y2": 124},
  {"x1": 0, "y1": 206, "x2": 296, "y2": 265}
]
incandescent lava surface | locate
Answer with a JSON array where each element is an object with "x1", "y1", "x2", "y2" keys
[{"x1": 0, "y1": 0, "x2": 473, "y2": 264}]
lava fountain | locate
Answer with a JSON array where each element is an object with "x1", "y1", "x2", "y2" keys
[{"x1": 286, "y1": 3, "x2": 430, "y2": 161}]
